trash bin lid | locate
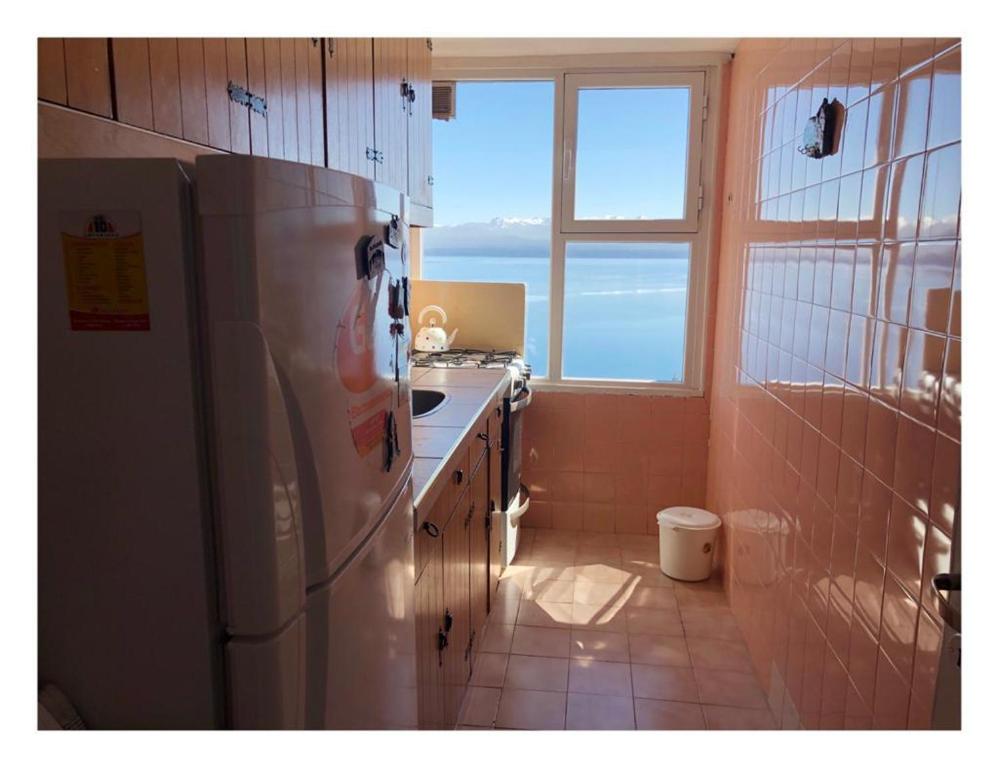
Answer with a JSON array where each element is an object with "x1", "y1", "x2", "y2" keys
[{"x1": 657, "y1": 506, "x2": 721, "y2": 530}]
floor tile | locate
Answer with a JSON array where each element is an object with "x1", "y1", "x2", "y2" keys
[
  {"x1": 571, "y1": 602, "x2": 628, "y2": 633},
  {"x1": 702, "y1": 704, "x2": 776, "y2": 730},
  {"x1": 460, "y1": 686, "x2": 501, "y2": 727},
  {"x1": 628, "y1": 634, "x2": 691, "y2": 667},
  {"x1": 516, "y1": 600, "x2": 574, "y2": 629},
  {"x1": 626, "y1": 586, "x2": 679, "y2": 610},
  {"x1": 568, "y1": 659, "x2": 633, "y2": 696},
  {"x1": 480, "y1": 622, "x2": 515, "y2": 654},
  {"x1": 504, "y1": 654, "x2": 569, "y2": 692},
  {"x1": 521, "y1": 579, "x2": 575, "y2": 603},
  {"x1": 570, "y1": 629, "x2": 631, "y2": 662},
  {"x1": 488, "y1": 595, "x2": 521, "y2": 625},
  {"x1": 674, "y1": 584, "x2": 729, "y2": 608},
  {"x1": 574, "y1": 563, "x2": 633, "y2": 584},
  {"x1": 625, "y1": 607, "x2": 684, "y2": 636},
  {"x1": 573, "y1": 579, "x2": 634, "y2": 606},
  {"x1": 565, "y1": 693, "x2": 636, "y2": 730},
  {"x1": 687, "y1": 637, "x2": 755, "y2": 673},
  {"x1": 631, "y1": 664, "x2": 700, "y2": 703},
  {"x1": 635, "y1": 698, "x2": 706, "y2": 730},
  {"x1": 495, "y1": 688, "x2": 567, "y2": 730},
  {"x1": 470, "y1": 652, "x2": 509, "y2": 688},
  {"x1": 681, "y1": 607, "x2": 745, "y2": 641},
  {"x1": 694, "y1": 668, "x2": 769, "y2": 709},
  {"x1": 511, "y1": 626, "x2": 572, "y2": 658}
]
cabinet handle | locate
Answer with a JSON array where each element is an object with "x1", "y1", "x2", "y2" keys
[
  {"x1": 495, "y1": 406, "x2": 502, "y2": 418},
  {"x1": 437, "y1": 629, "x2": 448, "y2": 652},
  {"x1": 422, "y1": 520, "x2": 440, "y2": 538},
  {"x1": 454, "y1": 468, "x2": 464, "y2": 485},
  {"x1": 443, "y1": 609, "x2": 453, "y2": 633},
  {"x1": 427, "y1": 175, "x2": 434, "y2": 187},
  {"x1": 477, "y1": 432, "x2": 488, "y2": 441}
]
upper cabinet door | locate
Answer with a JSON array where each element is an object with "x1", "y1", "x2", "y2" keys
[
  {"x1": 62, "y1": 38, "x2": 113, "y2": 118},
  {"x1": 373, "y1": 38, "x2": 409, "y2": 194},
  {"x1": 406, "y1": 38, "x2": 433, "y2": 209},
  {"x1": 38, "y1": 39, "x2": 68, "y2": 105},
  {"x1": 325, "y1": 38, "x2": 376, "y2": 180}
]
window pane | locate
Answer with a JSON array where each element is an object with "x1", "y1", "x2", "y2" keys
[
  {"x1": 562, "y1": 242, "x2": 690, "y2": 381},
  {"x1": 422, "y1": 81, "x2": 554, "y2": 376},
  {"x1": 574, "y1": 87, "x2": 691, "y2": 221}
]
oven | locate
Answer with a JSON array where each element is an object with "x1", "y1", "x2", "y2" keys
[{"x1": 501, "y1": 382, "x2": 531, "y2": 508}]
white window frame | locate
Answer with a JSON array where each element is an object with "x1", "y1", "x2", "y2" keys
[
  {"x1": 425, "y1": 53, "x2": 726, "y2": 396},
  {"x1": 561, "y1": 71, "x2": 706, "y2": 234}
]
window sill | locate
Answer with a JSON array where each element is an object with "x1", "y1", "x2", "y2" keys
[{"x1": 527, "y1": 378, "x2": 703, "y2": 398}]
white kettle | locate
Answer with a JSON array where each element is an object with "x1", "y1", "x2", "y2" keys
[{"x1": 414, "y1": 305, "x2": 458, "y2": 352}]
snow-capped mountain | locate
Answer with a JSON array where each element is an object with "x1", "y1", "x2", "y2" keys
[{"x1": 423, "y1": 217, "x2": 550, "y2": 250}]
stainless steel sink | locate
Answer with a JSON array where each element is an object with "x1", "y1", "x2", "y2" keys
[{"x1": 412, "y1": 389, "x2": 447, "y2": 419}]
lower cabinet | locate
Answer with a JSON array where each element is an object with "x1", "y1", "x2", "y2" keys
[
  {"x1": 414, "y1": 536, "x2": 444, "y2": 730},
  {"x1": 441, "y1": 489, "x2": 470, "y2": 727},
  {"x1": 468, "y1": 454, "x2": 489, "y2": 667},
  {"x1": 413, "y1": 399, "x2": 502, "y2": 729}
]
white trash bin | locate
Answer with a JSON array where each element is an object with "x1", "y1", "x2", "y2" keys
[{"x1": 656, "y1": 506, "x2": 722, "y2": 581}]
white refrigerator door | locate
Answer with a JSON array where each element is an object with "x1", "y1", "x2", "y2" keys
[
  {"x1": 38, "y1": 159, "x2": 223, "y2": 728},
  {"x1": 197, "y1": 156, "x2": 414, "y2": 589},
  {"x1": 304, "y1": 482, "x2": 417, "y2": 729}
]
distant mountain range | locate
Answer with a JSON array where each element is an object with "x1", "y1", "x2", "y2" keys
[{"x1": 422, "y1": 217, "x2": 550, "y2": 250}]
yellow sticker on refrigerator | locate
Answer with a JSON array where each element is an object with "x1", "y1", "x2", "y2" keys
[{"x1": 61, "y1": 211, "x2": 150, "y2": 331}]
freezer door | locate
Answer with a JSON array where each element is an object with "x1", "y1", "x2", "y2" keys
[
  {"x1": 197, "y1": 155, "x2": 414, "y2": 588},
  {"x1": 227, "y1": 614, "x2": 307, "y2": 729},
  {"x1": 304, "y1": 482, "x2": 417, "y2": 729}
]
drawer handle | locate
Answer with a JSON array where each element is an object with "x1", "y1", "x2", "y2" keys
[
  {"x1": 422, "y1": 521, "x2": 440, "y2": 538},
  {"x1": 454, "y1": 469, "x2": 464, "y2": 485}
]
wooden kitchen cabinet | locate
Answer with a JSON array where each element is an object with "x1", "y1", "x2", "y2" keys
[
  {"x1": 440, "y1": 494, "x2": 470, "y2": 727},
  {"x1": 372, "y1": 38, "x2": 409, "y2": 194},
  {"x1": 468, "y1": 452, "x2": 490, "y2": 665},
  {"x1": 415, "y1": 524, "x2": 445, "y2": 730},
  {"x1": 406, "y1": 38, "x2": 433, "y2": 209},
  {"x1": 41, "y1": 38, "x2": 432, "y2": 220},
  {"x1": 325, "y1": 38, "x2": 376, "y2": 180},
  {"x1": 62, "y1": 38, "x2": 113, "y2": 118}
]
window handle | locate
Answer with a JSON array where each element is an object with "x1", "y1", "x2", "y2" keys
[{"x1": 563, "y1": 146, "x2": 573, "y2": 182}]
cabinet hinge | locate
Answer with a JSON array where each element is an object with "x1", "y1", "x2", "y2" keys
[
  {"x1": 427, "y1": 175, "x2": 434, "y2": 187},
  {"x1": 702, "y1": 92, "x2": 709, "y2": 122},
  {"x1": 328, "y1": 39, "x2": 336, "y2": 57},
  {"x1": 227, "y1": 81, "x2": 267, "y2": 117},
  {"x1": 427, "y1": 38, "x2": 433, "y2": 52},
  {"x1": 697, "y1": 184, "x2": 705, "y2": 212}
]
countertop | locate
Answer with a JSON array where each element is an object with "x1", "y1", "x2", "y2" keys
[{"x1": 410, "y1": 366, "x2": 512, "y2": 511}]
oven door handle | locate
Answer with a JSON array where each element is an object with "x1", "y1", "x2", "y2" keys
[{"x1": 508, "y1": 386, "x2": 532, "y2": 413}]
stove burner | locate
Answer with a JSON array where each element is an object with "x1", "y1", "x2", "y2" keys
[{"x1": 411, "y1": 347, "x2": 530, "y2": 379}]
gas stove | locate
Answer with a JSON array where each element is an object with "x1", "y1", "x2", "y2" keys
[{"x1": 410, "y1": 348, "x2": 531, "y2": 383}]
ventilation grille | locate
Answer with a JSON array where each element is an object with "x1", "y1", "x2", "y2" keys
[{"x1": 432, "y1": 81, "x2": 456, "y2": 121}]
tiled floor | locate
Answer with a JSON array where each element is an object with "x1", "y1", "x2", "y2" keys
[{"x1": 457, "y1": 529, "x2": 775, "y2": 731}]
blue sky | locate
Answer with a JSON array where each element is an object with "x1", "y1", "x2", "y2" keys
[{"x1": 430, "y1": 80, "x2": 691, "y2": 226}]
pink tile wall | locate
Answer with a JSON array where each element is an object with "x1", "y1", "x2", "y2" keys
[
  {"x1": 520, "y1": 391, "x2": 711, "y2": 535},
  {"x1": 707, "y1": 38, "x2": 960, "y2": 730}
]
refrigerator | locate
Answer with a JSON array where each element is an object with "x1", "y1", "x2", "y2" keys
[{"x1": 38, "y1": 155, "x2": 417, "y2": 729}]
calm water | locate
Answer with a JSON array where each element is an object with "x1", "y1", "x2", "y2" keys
[{"x1": 422, "y1": 244, "x2": 690, "y2": 381}]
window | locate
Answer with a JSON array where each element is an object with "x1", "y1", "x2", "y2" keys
[
  {"x1": 562, "y1": 241, "x2": 690, "y2": 382},
  {"x1": 562, "y1": 72, "x2": 705, "y2": 232},
  {"x1": 421, "y1": 81, "x2": 554, "y2": 376},
  {"x1": 422, "y1": 66, "x2": 713, "y2": 392}
]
